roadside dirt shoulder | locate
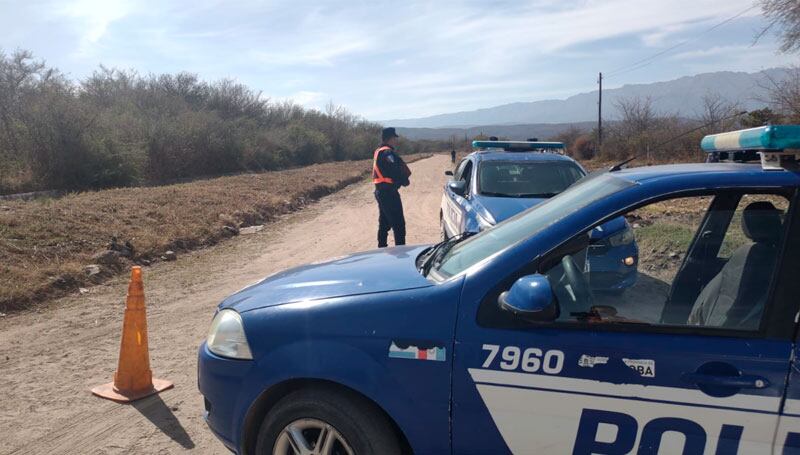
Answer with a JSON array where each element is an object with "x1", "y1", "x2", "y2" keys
[{"x1": 0, "y1": 154, "x2": 448, "y2": 454}]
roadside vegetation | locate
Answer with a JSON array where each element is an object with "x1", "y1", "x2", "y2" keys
[
  {"x1": 0, "y1": 154, "x2": 429, "y2": 312},
  {"x1": 0, "y1": 50, "x2": 441, "y2": 195},
  {"x1": 550, "y1": 87, "x2": 799, "y2": 166}
]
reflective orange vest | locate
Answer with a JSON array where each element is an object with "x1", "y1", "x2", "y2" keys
[{"x1": 372, "y1": 146, "x2": 394, "y2": 184}]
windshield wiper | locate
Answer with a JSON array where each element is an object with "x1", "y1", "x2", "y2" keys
[
  {"x1": 422, "y1": 231, "x2": 477, "y2": 276},
  {"x1": 418, "y1": 239, "x2": 448, "y2": 274}
]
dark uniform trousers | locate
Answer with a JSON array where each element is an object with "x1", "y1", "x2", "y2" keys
[{"x1": 375, "y1": 186, "x2": 406, "y2": 247}]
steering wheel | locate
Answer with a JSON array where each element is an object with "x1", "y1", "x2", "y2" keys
[{"x1": 560, "y1": 254, "x2": 593, "y2": 315}]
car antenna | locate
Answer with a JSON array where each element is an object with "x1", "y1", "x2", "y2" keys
[
  {"x1": 606, "y1": 110, "x2": 749, "y2": 172},
  {"x1": 608, "y1": 156, "x2": 636, "y2": 172}
]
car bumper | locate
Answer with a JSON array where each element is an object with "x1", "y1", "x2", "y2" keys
[{"x1": 197, "y1": 342, "x2": 254, "y2": 454}]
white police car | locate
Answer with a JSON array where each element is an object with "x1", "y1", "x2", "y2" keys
[{"x1": 199, "y1": 126, "x2": 800, "y2": 454}]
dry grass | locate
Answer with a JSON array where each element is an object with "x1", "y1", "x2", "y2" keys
[{"x1": 0, "y1": 154, "x2": 430, "y2": 312}]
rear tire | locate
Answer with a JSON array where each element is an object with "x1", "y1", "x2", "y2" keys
[{"x1": 254, "y1": 387, "x2": 401, "y2": 455}]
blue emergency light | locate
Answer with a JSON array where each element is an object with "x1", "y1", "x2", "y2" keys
[
  {"x1": 700, "y1": 125, "x2": 800, "y2": 170},
  {"x1": 701, "y1": 125, "x2": 800, "y2": 152},
  {"x1": 472, "y1": 140, "x2": 565, "y2": 151}
]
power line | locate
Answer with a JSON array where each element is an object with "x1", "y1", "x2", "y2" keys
[{"x1": 605, "y1": 4, "x2": 759, "y2": 80}]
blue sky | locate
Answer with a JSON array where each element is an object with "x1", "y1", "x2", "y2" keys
[{"x1": 1, "y1": 0, "x2": 796, "y2": 119}]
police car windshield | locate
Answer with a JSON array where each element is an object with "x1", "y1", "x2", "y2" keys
[
  {"x1": 432, "y1": 174, "x2": 634, "y2": 279},
  {"x1": 479, "y1": 161, "x2": 584, "y2": 198}
]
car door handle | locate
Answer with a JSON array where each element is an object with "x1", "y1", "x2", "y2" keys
[{"x1": 682, "y1": 373, "x2": 770, "y2": 389}]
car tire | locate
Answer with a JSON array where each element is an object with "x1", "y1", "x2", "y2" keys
[
  {"x1": 440, "y1": 216, "x2": 448, "y2": 242},
  {"x1": 254, "y1": 386, "x2": 401, "y2": 455}
]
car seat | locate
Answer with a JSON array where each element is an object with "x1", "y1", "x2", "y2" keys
[{"x1": 686, "y1": 201, "x2": 783, "y2": 330}]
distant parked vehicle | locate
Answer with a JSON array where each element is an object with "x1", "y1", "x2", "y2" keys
[{"x1": 440, "y1": 140, "x2": 638, "y2": 293}]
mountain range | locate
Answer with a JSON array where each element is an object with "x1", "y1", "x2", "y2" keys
[{"x1": 386, "y1": 68, "x2": 788, "y2": 140}]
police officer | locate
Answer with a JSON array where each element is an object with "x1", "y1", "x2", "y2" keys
[
  {"x1": 373, "y1": 127, "x2": 411, "y2": 248},
  {"x1": 450, "y1": 149, "x2": 456, "y2": 163}
]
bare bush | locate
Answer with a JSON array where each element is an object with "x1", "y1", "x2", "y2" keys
[
  {"x1": 572, "y1": 135, "x2": 596, "y2": 160},
  {"x1": 759, "y1": 66, "x2": 800, "y2": 123},
  {"x1": 552, "y1": 125, "x2": 586, "y2": 156},
  {"x1": 697, "y1": 92, "x2": 742, "y2": 134},
  {"x1": 0, "y1": 49, "x2": 442, "y2": 194},
  {"x1": 759, "y1": 0, "x2": 800, "y2": 53},
  {"x1": 602, "y1": 96, "x2": 705, "y2": 163}
]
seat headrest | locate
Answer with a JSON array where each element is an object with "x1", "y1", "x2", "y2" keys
[{"x1": 742, "y1": 201, "x2": 782, "y2": 244}]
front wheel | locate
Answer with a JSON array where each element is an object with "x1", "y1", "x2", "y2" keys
[
  {"x1": 255, "y1": 387, "x2": 401, "y2": 455},
  {"x1": 440, "y1": 216, "x2": 448, "y2": 242}
]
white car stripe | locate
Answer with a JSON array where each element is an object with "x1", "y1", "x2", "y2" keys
[{"x1": 469, "y1": 368, "x2": 781, "y2": 413}]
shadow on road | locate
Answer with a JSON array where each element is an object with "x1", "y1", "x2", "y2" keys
[{"x1": 132, "y1": 394, "x2": 195, "y2": 449}]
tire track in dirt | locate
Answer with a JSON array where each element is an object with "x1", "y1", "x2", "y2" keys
[{"x1": 0, "y1": 154, "x2": 448, "y2": 454}]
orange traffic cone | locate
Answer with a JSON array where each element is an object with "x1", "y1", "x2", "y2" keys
[{"x1": 91, "y1": 266, "x2": 173, "y2": 402}]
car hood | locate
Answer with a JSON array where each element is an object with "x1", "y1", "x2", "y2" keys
[
  {"x1": 473, "y1": 195, "x2": 547, "y2": 223},
  {"x1": 219, "y1": 245, "x2": 433, "y2": 313}
]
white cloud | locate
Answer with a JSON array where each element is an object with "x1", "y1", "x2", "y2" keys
[
  {"x1": 56, "y1": 0, "x2": 133, "y2": 55},
  {"x1": 250, "y1": 38, "x2": 372, "y2": 67},
  {"x1": 671, "y1": 44, "x2": 764, "y2": 60},
  {"x1": 668, "y1": 44, "x2": 795, "y2": 74}
]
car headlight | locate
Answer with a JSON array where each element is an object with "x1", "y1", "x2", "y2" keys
[
  {"x1": 607, "y1": 226, "x2": 635, "y2": 247},
  {"x1": 207, "y1": 309, "x2": 253, "y2": 359}
]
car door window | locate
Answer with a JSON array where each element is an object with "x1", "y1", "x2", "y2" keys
[
  {"x1": 453, "y1": 159, "x2": 468, "y2": 181},
  {"x1": 460, "y1": 161, "x2": 473, "y2": 194},
  {"x1": 542, "y1": 192, "x2": 791, "y2": 332}
]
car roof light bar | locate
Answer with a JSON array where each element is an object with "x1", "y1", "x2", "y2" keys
[
  {"x1": 700, "y1": 125, "x2": 800, "y2": 170},
  {"x1": 472, "y1": 140, "x2": 565, "y2": 151}
]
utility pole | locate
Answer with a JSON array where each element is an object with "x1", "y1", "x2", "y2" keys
[{"x1": 597, "y1": 72, "x2": 603, "y2": 152}]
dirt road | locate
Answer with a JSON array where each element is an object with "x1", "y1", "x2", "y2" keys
[{"x1": 0, "y1": 154, "x2": 449, "y2": 454}]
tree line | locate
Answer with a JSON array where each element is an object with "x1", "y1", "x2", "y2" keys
[{"x1": 0, "y1": 50, "x2": 440, "y2": 195}]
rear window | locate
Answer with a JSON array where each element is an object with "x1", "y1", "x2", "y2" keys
[{"x1": 478, "y1": 160, "x2": 584, "y2": 198}]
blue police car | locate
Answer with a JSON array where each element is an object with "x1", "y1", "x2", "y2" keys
[
  {"x1": 441, "y1": 140, "x2": 638, "y2": 293},
  {"x1": 199, "y1": 125, "x2": 800, "y2": 454}
]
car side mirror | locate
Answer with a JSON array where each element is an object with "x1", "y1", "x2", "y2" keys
[
  {"x1": 444, "y1": 170, "x2": 453, "y2": 176},
  {"x1": 498, "y1": 274, "x2": 558, "y2": 322},
  {"x1": 448, "y1": 180, "x2": 467, "y2": 197}
]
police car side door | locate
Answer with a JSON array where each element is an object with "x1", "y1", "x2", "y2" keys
[
  {"x1": 773, "y1": 196, "x2": 800, "y2": 453},
  {"x1": 443, "y1": 158, "x2": 472, "y2": 237},
  {"x1": 452, "y1": 189, "x2": 798, "y2": 454}
]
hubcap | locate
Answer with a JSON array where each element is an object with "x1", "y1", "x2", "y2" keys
[{"x1": 273, "y1": 418, "x2": 354, "y2": 455}]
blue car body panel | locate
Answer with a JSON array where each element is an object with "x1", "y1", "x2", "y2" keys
[
  {"x1": 199, "y1": 162, "x2": 800, "y2": 454},
  {"x1": 220, "y1": 245, "x2": 432, "y2": 313}
]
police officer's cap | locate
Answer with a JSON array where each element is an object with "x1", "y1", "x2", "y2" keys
[{"x1": 382, "y1": 127, "x2": 400, "y2": 141}]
